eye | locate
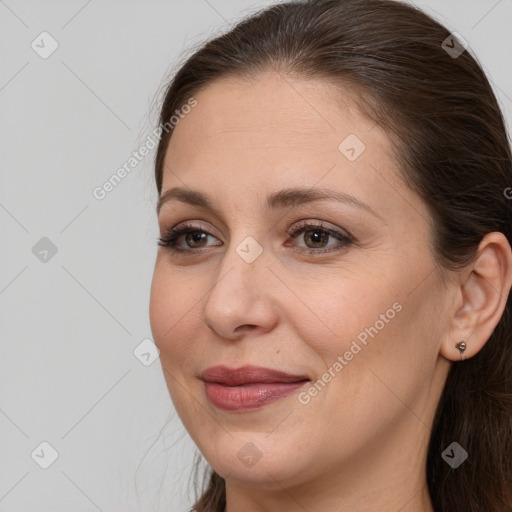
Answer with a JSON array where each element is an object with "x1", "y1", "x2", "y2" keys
[
  {"x1": 285, "y1": 220, "x2": 353, "y2": 254},
  {"x1": 158, "y1": 223, "x2": 221, "y2": 252}
]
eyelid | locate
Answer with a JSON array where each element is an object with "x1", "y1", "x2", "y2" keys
[{"x1": 287, "y1": 219, "x2": 353, "y2": 240}]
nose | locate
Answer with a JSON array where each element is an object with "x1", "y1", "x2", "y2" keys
[{"x1": 202, "y1": 242, "x2": 279, "y2": 340}]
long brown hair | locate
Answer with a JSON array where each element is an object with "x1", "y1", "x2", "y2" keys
[{"x1": 153, "y1": 1, "x2": 512, "y2": 510}]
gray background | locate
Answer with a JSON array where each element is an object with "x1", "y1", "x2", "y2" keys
[{"x1": 0, "y1": 0, "x2": 511, "y2": 511}]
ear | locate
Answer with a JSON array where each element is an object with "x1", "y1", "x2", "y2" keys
[{"x1": 440, "y1": 231, "x2": 512, "y2": 362}]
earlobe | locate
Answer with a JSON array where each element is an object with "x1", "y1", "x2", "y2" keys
[{"x1": 440, "y1": 232, "x2": 512, "y2": 362}]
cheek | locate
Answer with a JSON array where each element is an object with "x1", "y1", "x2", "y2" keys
[
  {"x1": 289, "y1": 270, "x2": 401, "y2": 358},
  {"x1": 302, "y1": 278, "x2": 438, "y2": 432},
  {"x1": 149, "y1": 262, "x2": 200, "y2": 363},
  {"x1": 149, "y1": 265, "x2": 171, "y2": 347},
  {"x1": 149, "y1": 265, "x2": 207, "y2": 422},
  {"x1": 289, "y1": 271, "x2": 420, "y2": 414}
]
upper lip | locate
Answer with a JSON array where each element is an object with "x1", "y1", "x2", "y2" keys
[{"x1": 200, "y1": 365, "x2": 310, "y2": 386}]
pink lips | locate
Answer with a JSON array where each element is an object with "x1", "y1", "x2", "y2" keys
[{"x1": 200, "y1": 365, "x2": 310, "y2": 411}]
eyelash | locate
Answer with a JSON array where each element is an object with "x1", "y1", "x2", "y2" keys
[{"x1": 157, "y1": 221, "x2": 354, "y2": 256}]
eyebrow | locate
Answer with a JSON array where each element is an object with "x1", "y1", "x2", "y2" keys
[{"x1": 156, "y1": 186, "x2": 383, "y2": 220}]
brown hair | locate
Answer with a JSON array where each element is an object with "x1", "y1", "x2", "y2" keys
[{"x1": 153, "y1": 1, "x2": 512, "y2": 510}]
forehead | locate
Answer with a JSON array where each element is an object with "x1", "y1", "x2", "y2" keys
[
  {"x1": 166, "y1": 72, "x2": 386, "y2": 158},
  {"x1": 163, "y1": 72, "x2": 411, "y2": 206},
  {"x1": 165, "y1": 73, "x2": 400, "y2": 196}
]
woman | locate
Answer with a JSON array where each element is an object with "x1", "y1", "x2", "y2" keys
[{"x1": 149, "y1": 0, "x2": 512, "y2": 510}]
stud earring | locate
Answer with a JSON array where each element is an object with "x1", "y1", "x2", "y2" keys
[{"x1": 455, "y1": 341, "x2": 467, "y2": 361}]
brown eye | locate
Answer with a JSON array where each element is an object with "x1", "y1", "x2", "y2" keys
[
  {"x1": 287, "y1": 221, "x2": 354, "y2": 255},
  {"x1": 302, "y1": 228, "x2": 330, "y2": 249},
  {"x1": 184, "y1": 231, "x2": 208, "y2": 248},
  {"x1": 158, "y1": 224, "x2": 222, "y2": 252}
]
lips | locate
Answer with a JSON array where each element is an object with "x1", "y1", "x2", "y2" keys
[
  {"x1": 200, "y1": 365, "x2": 310, "y2": 411},
  {"x1": 201, "y1": 365, "x2": 309, "y2": 385}
]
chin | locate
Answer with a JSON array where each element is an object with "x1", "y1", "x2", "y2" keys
[{"x1": 200, "y1": 434, "x2": 315, "y2": 489}]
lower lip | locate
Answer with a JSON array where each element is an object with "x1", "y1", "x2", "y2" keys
[{"x1": 204, "y1": 381, "x2": 309, "y2": 411}]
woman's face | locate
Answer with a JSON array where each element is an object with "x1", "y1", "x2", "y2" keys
[{"x1": 149, "y1": 72, "x2": 451, "y2": 490}]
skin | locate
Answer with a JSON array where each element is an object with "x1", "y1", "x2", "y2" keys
[{"x1": 149, "y1": 71, "x2": 512, "y2": 512}]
